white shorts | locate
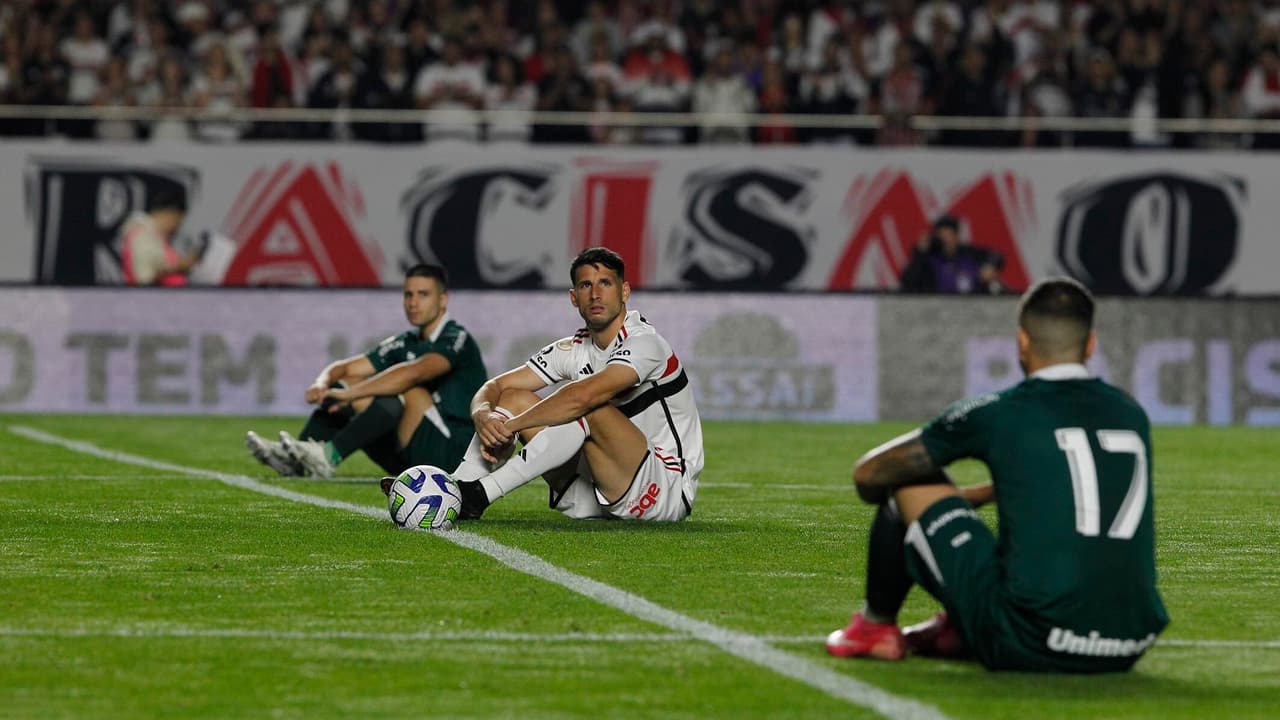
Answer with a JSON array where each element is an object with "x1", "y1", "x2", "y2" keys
[{"x1": 550, "y1": 443, "x2": 695, "y2": 522}]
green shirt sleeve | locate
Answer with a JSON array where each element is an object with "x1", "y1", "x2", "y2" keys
[
  {"x1": 919, "y1": 391, "x2": 1002, "y2": 467},
  {"x1": 366, "y1": 332, "x2": 411, "y2": 373},
  {"x1": 431, "y1": 323, "x2": 474, "y2": 368}
]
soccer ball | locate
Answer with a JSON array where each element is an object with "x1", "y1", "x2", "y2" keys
[{"x1": 387, "y1": 465, "x2": 461, "y2": 530}]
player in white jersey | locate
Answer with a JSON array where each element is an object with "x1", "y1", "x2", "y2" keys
[{"x1": 431, "y1": 246, "x2": 704, "y2": 521}]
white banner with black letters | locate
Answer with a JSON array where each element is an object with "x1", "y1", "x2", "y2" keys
[{"x1": 1, "y1": 141, "x2": 1275, "y2": 295}]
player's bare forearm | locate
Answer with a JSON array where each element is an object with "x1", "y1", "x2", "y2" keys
[
  {"x1": 505, "y1": 382, "x2": 595, "y2": 434},
  {"x1": 471, "y1": 367, "x2": 550, "y2": 453},
  {"x1": 470, "y1": 378, "x2": 506, "y2": 421},
  {"x1": 504, "y1": 366, "x2": 634, "y2": 434},
  {"x1": 335, "y1": 356, "x2": 447, "y2": 404},
  {"x1": 852, "y1": 430, "x2": 950, "y2": 504},
  {"x1": 309, "y1": 355, "x2": 376, "y2": 404}
]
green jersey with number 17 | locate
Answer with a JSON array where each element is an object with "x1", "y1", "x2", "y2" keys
[{"x1": 920, "y1": 363, "x2": 1169, "y2": 646}]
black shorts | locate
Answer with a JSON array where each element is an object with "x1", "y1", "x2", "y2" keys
[{"x1": 402, "y1": 412, "x2": 472, "y2": 472}]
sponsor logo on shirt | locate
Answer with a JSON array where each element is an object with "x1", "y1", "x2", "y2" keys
[
  {"x1": 627, "y1": 482, "x2": 662, "y2": 519},
  {"x1": 1047, "y1": 627, "x2": 1158, "y2": 658},
  {"x1": 924, "y1": 506, "x2": 979, "y2": 537}
]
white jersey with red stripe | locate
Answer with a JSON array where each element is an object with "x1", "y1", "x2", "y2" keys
[{"x1": 525, "y1": 309, "x2": 704, "y2": 503}]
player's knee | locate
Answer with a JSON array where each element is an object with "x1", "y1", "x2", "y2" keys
[
  {"x1": 497, "y1": 388, "x2": 540, "y2": 414},
  {"x1": 583, "y1": 404, "x2": 625, "y2": 423}
]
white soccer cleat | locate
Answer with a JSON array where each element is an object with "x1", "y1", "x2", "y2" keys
[
  {"x1": 245, "y1": 430, "x2": 303, "y2": 476},
  {"x1": 279, "y1": 430, "x2": 335, "y2": 479}
]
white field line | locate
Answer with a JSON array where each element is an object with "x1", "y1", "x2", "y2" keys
[
  {"x1": 0, "y1": 474, "x2": 198, "y2": 481},
  {"x1": 0, "y1": 474, "x2": 381, "y2": 484},
  {"x1": 8, "y1": 425, "x2": 947, "y2": 720},
  {"x1": 0, "y1": 625, "x2": 1275, "y2": 650}
]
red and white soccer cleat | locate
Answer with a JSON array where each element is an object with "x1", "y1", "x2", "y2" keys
[
  {"x1": 825, "y1": 613, "x2": 906, "y2": 660},
  {"x1": 902, "y1": 612, "x2": 967, "y2": 659}
]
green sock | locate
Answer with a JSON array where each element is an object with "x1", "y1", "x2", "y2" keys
[{"x1": 324, "y1": 441, "x2": 342, "y2": 466}]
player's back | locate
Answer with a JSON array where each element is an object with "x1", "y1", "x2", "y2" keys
[{"x1": 985, "y1": 374, "x2": 1169, "y2": 644}]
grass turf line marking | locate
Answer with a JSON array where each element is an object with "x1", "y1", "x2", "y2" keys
[
  {"x1": 2, "y1": 626, "x2": 1276, "y2": 650},
  {"x1": 9, "y1": 425, "x2": 948, "y2": 720},
  {"x1": 702, "y1": 481, "x2": 844, "y2": 491},
  {"x1": 0, "y1": 627, "x2": 694, "y2": 643},
  {"x1": 0, "y1": 474, "x2": 197, "y2": 481}
]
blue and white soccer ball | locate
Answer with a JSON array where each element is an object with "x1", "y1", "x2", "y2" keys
[{"x1": 387, "y1": 465, "x2": 461, "y2": 530}]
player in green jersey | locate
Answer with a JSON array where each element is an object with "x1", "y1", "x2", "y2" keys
[
  {"x1": 826, "y1": 277, "x2": 1169, "y2": 672},
  {"x1": 245, "y1": 264, "x2": 487, "y2": 479}
]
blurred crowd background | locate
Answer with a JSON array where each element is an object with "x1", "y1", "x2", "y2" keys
[{"x1": 1, "y1": 0, "x2": 1278, "y2": 148}]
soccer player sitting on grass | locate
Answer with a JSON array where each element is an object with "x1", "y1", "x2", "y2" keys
[
  {"x1": 246, "y1": 264, "x2": 487, "y2": 479},
  {"x1": 827, "y1": 278, "x2": 1169, "y2": 672},
  {"x1": 383, "y1": 247, "x2": 703, "y2": 521}
]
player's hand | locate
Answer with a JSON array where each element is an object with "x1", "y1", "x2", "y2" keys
[
  {"x1": 481, "y1": 437, "x2": 516, "y2": 464},
  {"x1": 304, "y1": 384, "x2": 328, "y2": 405},
  {"x1": 476, "y1": 409, "x2": 514, "y2": 448},
  {"x1": 473, "y1": 411, "x2": 514, "y2": 462},
  {"x1": 324, "y1": 387, "x2": 354, "y2": 411}
]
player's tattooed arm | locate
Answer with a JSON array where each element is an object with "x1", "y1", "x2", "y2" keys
[{"x1": 852, "y1": 429, "x2": 952, "y2": 504}]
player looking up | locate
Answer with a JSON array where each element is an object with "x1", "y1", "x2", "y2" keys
[
  {"x1": 386, "y1": 247, "x2": 703, "y2": 522},
  {"x1": 246, "y1": 264, "x2": 486, "y2": 479},
  {"x1": 827, "y1": 277, "x2": 1169, "y2": 672}
]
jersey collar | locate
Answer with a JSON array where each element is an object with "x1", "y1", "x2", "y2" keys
[
  {"x1": 424, "y1": 311, "x2": 451, "y2": 343},
  {"x1": 1031, "y1": 363, "x2": 1091, "y2": 381}
]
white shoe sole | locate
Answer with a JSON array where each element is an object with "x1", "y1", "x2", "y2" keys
[
  {"x1": 245, "y1": 431, "x2": 300, "y2": 476},
  {"x1": 279, "y1": 432, "x2": 334, "y2": 479}
]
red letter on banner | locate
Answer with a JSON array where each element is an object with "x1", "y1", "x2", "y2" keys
[{"x1": 572, "y1": 160, "x2": 657, "y2": 287}]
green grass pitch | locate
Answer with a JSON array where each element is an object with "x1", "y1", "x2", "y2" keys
[{"x1": 1, "y1": 414, "x2": 1277, "y2": 719}]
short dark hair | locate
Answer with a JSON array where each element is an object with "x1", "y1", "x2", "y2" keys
[
  {"x1": 570, "y1": 247, "x2": 625, "y2": 284},
  {"x1": 932, "y1": 214, "x2": 960, "y2": 234},
  {"x1": 147, "y1": 188, "x2": 187, "y2": 214},
  {"x1": 1018, "y1": 277, "x2": 1094, "y2": 358},
  {"x1": 405, "y1": 263, "x2": 448, "y2": 290}
]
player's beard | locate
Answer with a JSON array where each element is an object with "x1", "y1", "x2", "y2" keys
[{"x1": 581, "y1": 304, "x2": 621, "y2": 332}]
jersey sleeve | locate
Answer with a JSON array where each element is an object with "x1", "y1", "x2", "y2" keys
[
  {"x1": 432, "y1": 322, "x2": 474, "y2": 368},
  {"x1": 365, "y1": 332, "x2": 409, "y2": 373},
  {"x1": 525, "y1": 337, "x2": 576, "y2": 385},
  {"x1": 919, "y1": 392, "x2": 1002, "y2": 467},
  {"x1": 607, "y1": 332, "x2": 666, "y2": 383}
]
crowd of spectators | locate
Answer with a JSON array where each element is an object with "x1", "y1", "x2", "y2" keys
[{"x1": 2, "y1": 0, "x2": 1279, "y2": 148}]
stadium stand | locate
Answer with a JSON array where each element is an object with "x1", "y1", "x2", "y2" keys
[{"x1": 0, "y1": 0, "x2": 1276, "y2": 148}]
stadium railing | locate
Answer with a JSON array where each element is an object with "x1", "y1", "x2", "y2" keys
[{"x1": 0, "y1": 104, "x2": 1274, "y2": 141}]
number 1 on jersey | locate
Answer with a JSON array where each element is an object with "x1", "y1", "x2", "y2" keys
[{"x1": 1054, "y1": 428, "x2": 1148, "y2": 540}]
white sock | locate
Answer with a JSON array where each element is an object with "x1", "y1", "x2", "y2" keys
[
  {"x1": 451, "y1": 406, "x2": 515, "y2": 482},
  {"x1": 479, "y1": 418, "x2": 587, "y2": 503}
]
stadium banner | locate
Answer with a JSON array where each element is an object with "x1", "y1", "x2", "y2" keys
[
  {"x1": 0, "y1": 141, "x2": 1274, "y2": 295},
  {"x1": 0, "y1": 288, "x2": 877, "y2": 421},
  {"x1": 878, "y1": 297, "x2": 1280, "y2": 426}
]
